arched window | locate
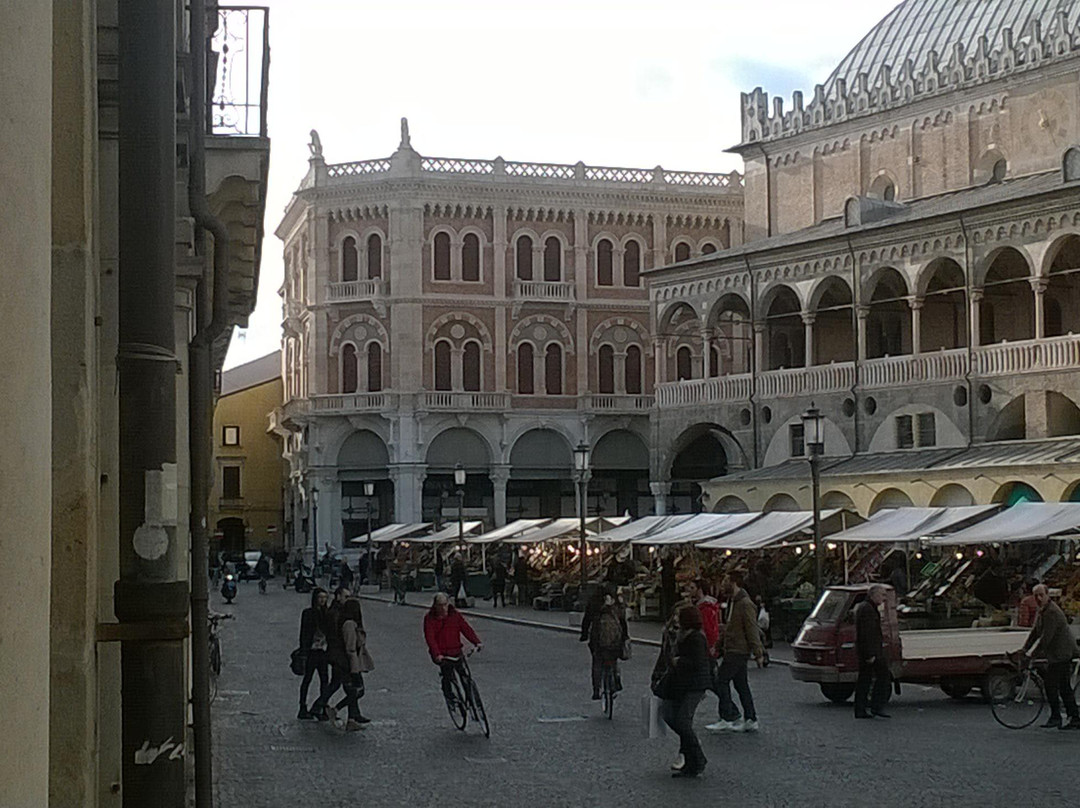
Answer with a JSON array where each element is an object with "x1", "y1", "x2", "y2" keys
[
  {"x1": 367, "y1": 234, "x2": 382, "y2": 279},
  {"x1": 701, "y1": 243, "x2": 717, "y2": 255},
  {"x1": 342, "y1": 343, "x2": 358, "y2": 393},
  {"x1": 517, "y1": 343, "x2": 534, "y2": 394},
  {"x1": 625, "y1": 345, "x2": 642, "y2": 394},
  {"x1": 676, "y1": 346, "x2": 692, "y2": 381},
  {"x1": 597, "y1": 239, "x2": 614, "y2": 286},
  {"x1": 342, "y1": 236, "x2": 358, "y2": 282},
  {"x1": 434, "y1": 232, "x2": 451, "y2": 280},
  {"x1": 674, "y1": 242, "x2": 691, "y2": 262},
  {"x1": 434, "y1": 341, "x2": 452, "y2": 391},
  {"x1": 543, "y1": 237, "x2": 561, "y2": 282},
  {"x1": 545, "y1": 344, "x2": 563, "y2": 395},
  {"x1": 367, "y1": 343, "x2": 382, "y2": 392},
  {"x1": 709, "y1": 346, "x2": 720, "y2": 377},
  {"x1": 516, "y1": 235, "x2": 533, "y2": 280},
  {"x1": 462, "y1": 341, "x2": 481, "y2": 392},
  {"x1": 598, "y1": 345, "x2": 615, "y2": 394},
  {"x1": 462, "y1": 233, "x2": 480, "y2": 282},
  {"x1": 623, "y1": 240, "x2": 641, "y2": 287}
]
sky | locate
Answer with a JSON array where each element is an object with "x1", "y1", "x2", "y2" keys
[{"x1": 223, "y1": 0, "x2": 903, "y2": 369}]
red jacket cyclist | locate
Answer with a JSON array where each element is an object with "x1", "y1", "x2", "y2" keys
[{"x1": 423, "y1": 592, "x2": 482, "y2": 701}]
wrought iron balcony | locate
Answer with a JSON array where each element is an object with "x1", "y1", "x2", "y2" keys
[{"x1": 208, "y1": 6, "x2": 270, "y2": 138}]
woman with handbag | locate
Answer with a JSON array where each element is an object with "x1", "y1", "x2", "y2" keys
[
  {"x1": 312, "y1": 598, "x2": 375, "y2": 731},
  {"x1": 653, "y1": 605, "x2": 712, "y2": 778},
  {"x1": 296, "y1": 587, "x2": 330, "y2": 719}
]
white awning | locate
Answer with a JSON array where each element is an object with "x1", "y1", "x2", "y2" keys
[
  {"x1": 501, "y1": 518, "x2": 583, "y2": 545},
  {"x1": 588, "y1": 515, "x2": 695, "y2": 544},
  {"x1": 829, "y1": 506, "x2": 998, "y2": 544},
  {"x1": 466, "y1": 518, "x2": 551, "y2": 545},
  {"x1": 929, "y1": 502, "x2": 1080, "y2": 545},
  {"x1": 631, "y1": 513, "x2": 765, "y2": 546},
  {"x1": 350, "y1": 522, "x2": 431, "y2": 544},
  {"x1": 405, "y1": 521, "x2": 484, "y2": 544},
  {"x1": 697, "y1": 510, "x2": 840, "y2": 550}
]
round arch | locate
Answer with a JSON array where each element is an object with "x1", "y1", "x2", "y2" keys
[
  {"x1": 1060, "y1": 480, "x2": 1080, "y2": 502},
  {"x1": 929, "y1": 484, "x2": 975, "y2": 507},
  {"x1": 869, "y1": 488, "x2": 914, "y2": 515},
  {"x1": 979, "y1": 246, "x2": 1034, "y2": 344},
  {"x1": 809, "y1": 276, "x2": 854, "y2": 365},
  {"x1": 988, "y1": 395, "x2": 1026, "y2": 442},
  {"x1": 991, "y1": 481, "x2": 1043, "y2": 506},
  {"x1": 425, "y1": 427, "x2": 492, "y2": 471},
  {"x1": 918, "y1": 258, "x2": 968, "y2": 351},
  {"x1": 1044, "y1": 234, "x2": 1080, "y2": 337},
  {"x1": 337, "y1": 429, "x2": 390, "y2": 469},
  {"x1": 509, "y1": 428, "x2": 572, "y2": 477},
  {"x1": 866, "y1": 267, "x2": 911, "y2": 359},
  {"x1": 762, "y1": 284, "x2": 804, "y2": 370},
  {"x1": 763, "y1": 493, "x2": 800, "y2": 513},
  {"x1": 592, "y1": 429, "x2": 650, "y2": 517},
  {"x1": 715, "y1": 495, "x2": 750, "y2": 513},
  {"x1": 822, "y1": 490, "x2": 856, "y2": 511}
]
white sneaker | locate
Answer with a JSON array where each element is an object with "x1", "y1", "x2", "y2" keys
[
  {"x1": 728, "y1": 718, "x2": 747, "y2": 732},
  {"x1": 705, "y1": 719, "x2": 737, "y2": 732},
  {"x1": 670, "y1": 754, "x2": 685, "y2": 771},
  {"x1": 741, "y1": 719, "x2": 760, "y2": 732}
]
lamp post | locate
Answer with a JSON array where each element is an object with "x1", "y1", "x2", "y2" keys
[
  {"x1": 454, "y1": 463, "x2": 466, "y2": 547},
  {"x1": 574, "y1": 442, "x2": 592, "y2": 591},
  {"x1": 801, "y1": 406, "x2": 825, "y2": 596},
  {"x1": 310, "y1": 485, "x2": 319, "y2": 577},
  {"x1": 364, "y1": 481, "x2": 375, "y2": 585}
]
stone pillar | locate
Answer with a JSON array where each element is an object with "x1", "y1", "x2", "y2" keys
[
  {"x1": 802, "y1": 312, "x2": 816, "y2": 367},
  {"x1": 491, "y1": 466, "x2": 511, "y2": 528},
  {"x1": 856, "y1": 305, "x2": 870, "y2": 361},
  {"x1": 909, "y1": 297, "x2": 924, "y2": 355},
  {"x1": 0, "y1": 0, "x2": 52, "y2": 803},
  {"x1": 451, "y1": 346, "x2": 464, "y2": 391},
  {"x1": 970, "y1": 289, "x2": 984, "y2": 348},
  {"x1": 753, "y1": 323, "x2": 766, "y2": 373},
  {"x1": 390, "y1": 463, "x2": 426, "y2": 524},
  {"x1": 614, "y1": 350, "x2": 627, "y2": 393},
  {"x1": 654, "y1": 338, "x2": 667, "y2": 384},
  {"x1": 650, "y1": 481, "x2": 671, "y2": 516},
  {"x1": 1031, "y1": 278, "x2": 1048, "y2": 340},
  {"x1": 701, "y1": 330, "x2": 712, "y2": 376}
]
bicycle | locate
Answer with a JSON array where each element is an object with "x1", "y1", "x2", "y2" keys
[
  {"x1": 988, "y1": 653, "x2": 1080, "y2": 729},
  {"x1": 442, "y1": 649, "x2": 490, "y2": 738},
  {"x1": 600, "y1": 659, "x2": 618, "y2": 720},
  {"x1": 208, "y1": 612, "x2": 232, "y2": 703}
]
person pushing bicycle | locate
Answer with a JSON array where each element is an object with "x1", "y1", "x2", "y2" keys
[{"x1": 424, "y1": 592, "x2": 482, "y2": 703}]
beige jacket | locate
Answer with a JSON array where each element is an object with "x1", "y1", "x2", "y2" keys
[{"x1": 341, "y1": 619, "x2": 375, "y2": 674}]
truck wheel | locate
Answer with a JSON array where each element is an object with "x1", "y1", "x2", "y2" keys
[
  {"x1": 820, "y1": 682, "x2": 855, "y2": 703},
  {"x1": 941, "y1": 683, "x2": 971, "y2": 700},
  {"x1": 981, "y1": 668, "x2": 1012, "y2": 704}
]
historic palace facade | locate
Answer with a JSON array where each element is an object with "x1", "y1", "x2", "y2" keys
[
  {"x1": 649, "y1": 0, "x2": 1080, "y2": 516},
  {"x1": 274, "y1": 125, "x2": 743, "y2": 548}
]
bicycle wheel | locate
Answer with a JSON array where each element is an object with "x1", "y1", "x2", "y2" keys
[
  {"x1": 469, "y1": 680, "x2": 490, "y2": 738},
  {"x1": 209, "y1": 672, "x2": 219, "y2": 704},
  {"x1": 209, "y1": 637, "x2": 222, "y2": 676},
  {"x1": 989, "y1": 670, "x2": 1045, "y2": 729},
  {"x1": 602, "y1": 666, "x2": 615, "y2": 720},
  {"x1": 446, "y1": 672, "x2": 467, "y2": 731}
]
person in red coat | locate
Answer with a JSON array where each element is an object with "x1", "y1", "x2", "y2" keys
[{"x1": 424, "y1": 592, "x2": 482, "y2": 701}]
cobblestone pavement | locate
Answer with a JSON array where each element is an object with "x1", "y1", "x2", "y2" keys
[{"x1": 213, "y1": 584, "x2": 1076, "y2": 808}]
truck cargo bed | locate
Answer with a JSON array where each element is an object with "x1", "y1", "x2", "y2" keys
[{"x1": 900, "y1": 627, "x2": 1026, "y2": 661}]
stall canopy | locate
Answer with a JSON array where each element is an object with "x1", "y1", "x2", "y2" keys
[
  {"x1": 466, "y1": 518, "x2": 551, "y2": 545},
  {"x1": 696, "y1": 510, "x2": 840, "y2": 550},
  {"x1": 350, "y1": 522, "x2": 431, "y2": 544},
  {"x1": 632, "y1": 513, "x2": 765, "y2": 546},
  {"x1": 829, "y1": 506, "x2": 998, "y2": 544},
  {"x1": 588, "y1": 515, "x2": 696, "y2": 544},
  {"x1": 405, "y1": 521, "x2": 484, "y2": 544},
  {"x1": 500, "y1": 516, "x2": 621, "y2": 545},
  {"x1": 929, "y1": 502, "x2": 1080, "y2": 545}
]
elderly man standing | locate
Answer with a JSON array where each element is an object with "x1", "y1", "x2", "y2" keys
[
  {"x1": 854, "y1": 584, "x2": 891, "y2": 720},
  {"x1": 1023, "y1": 584, "x2": 1080, "y2": 730}
]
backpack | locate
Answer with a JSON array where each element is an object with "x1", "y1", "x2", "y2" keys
[{"x1": 596, "y1": 609, "x2": 623, "y2": 650}]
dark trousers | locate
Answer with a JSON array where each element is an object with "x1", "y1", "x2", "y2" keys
[
  {"x1": 590, "y1": 650, "x2": 621, "y2": 693},
  {"x1": 439, "y1": 659, "x2": 464, "y2": 700},
  {"x1": 1044, "y1": 660, "x2": 1080, "y2": 721},
  {"x1": 299, "y1": 649, "x2": 329, "y2": 708},
  {"x1": 854, "y1": 656, "x2": 890, "y2": 717},
  {"x1": 314, "y1": 664, "x2": 363, "y2": 721},
  {"x1": 662, "y1": 691, "x2": 706, "y2": 772},
  {"x1": 491, "y1": 584, "x2": 506, "y2": 608},
  {"x1": 715, "y1": 653, "x2": 756, "y2": 722}
]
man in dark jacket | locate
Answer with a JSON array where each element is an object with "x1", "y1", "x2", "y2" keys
[
  {"x1": 854, "y1": 584, "x2": 891, "y2": 719},
  {"x1": 1023, "y1": 584, "x2": 1080, "y2": 729},
  {"x1": 659, "y1": 605, "x2": 712, "y2": 778},
  {"x1": 707, "y1": 572, "x2": 763, "y2": 733},
  {"x1": 297, "y1": 588, "x2": 329, "y2": 719},
  {"x1": 580, "y1": 583, "x2": 628, "y2": 699}
]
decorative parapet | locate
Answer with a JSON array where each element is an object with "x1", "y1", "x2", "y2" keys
[{"x1": 739, "y1": 12, "x2": 1080, "y2": 146}]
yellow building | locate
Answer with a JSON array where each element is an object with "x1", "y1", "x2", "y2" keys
[{"x1": 212, "y1": 351, "x2": 286, "y2": 555}]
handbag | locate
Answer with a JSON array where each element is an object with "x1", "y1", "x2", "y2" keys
[
  {"x1": 619, "y1": 638, "x2": 633, "y2": 662},
  {"x1": 650, "y1": 668, "x2": 675, "y2": 700},
  {"x1": 289, "y1": 648, "x2": 306, "y2": 677}
]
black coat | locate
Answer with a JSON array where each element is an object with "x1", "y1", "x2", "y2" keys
[
  {"x1": 666, "y1": 629, "x2": 712, "y2": 696},
  {"x1": 298, "y1": 607, "x2": 323, "y2": 652},
  {"x1": 855, "y1": 599, "x2": 884, "y2": 663}
]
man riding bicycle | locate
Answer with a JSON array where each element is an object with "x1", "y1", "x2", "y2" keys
[{"x1": 423, "y1": 592, "x2": 482, "y2": 702}]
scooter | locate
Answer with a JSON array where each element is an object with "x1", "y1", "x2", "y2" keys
[{"x1": 221, "y1": 573, "x2": 237, "y2": 604}]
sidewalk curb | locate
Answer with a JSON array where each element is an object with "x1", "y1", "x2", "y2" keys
[{"x1": 356, "y1": 593, "x2": 791, "y2": 665}]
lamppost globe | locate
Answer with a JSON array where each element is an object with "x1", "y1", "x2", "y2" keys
[
  {"x1": 363, "y1": 481, "x2": 374, "y2": 497},
  {"x1": 454, "y1": 462, "x2": 466, "y2": 489},
  {"x1": 573, "y1": 442, "x2": 591, "y2": 593},
  {"x1": 800, "y1": 406, "x2": 825, "y2": 597}
]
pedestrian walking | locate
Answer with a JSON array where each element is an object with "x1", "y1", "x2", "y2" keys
[
  {"x1": 707, "y1": 572, "x2": 763, "y2": 733},
  {"x1": 490, "y1": 558, "x2": 507, "y2": 608},
  {"x1": 659, "y1": 550, "x2": 677, "y2": 622},
  {"x1": 339, "y1": 559, "x2": 354, "y2": 592},
  {"x1": 297, "y1": 587, "x2": 330, "y2": 719},
  {"x1": 450, "y1": 553, "x2": 468, "y2": 607},
  {"x1": 854, "y1": 584, "x2": 891, "y2": 719},
  {"x1": 652, "y1": 605, "x2": 711, "y2": 778},
  {"x1": 580, "y1": 582, "x2": 628, "y2": 700},
  {"x1": 434, "y1": 548, "x2": 445, "y2": 592},
  {"x1": 311, "y1": 598, "x2": 374, "y2": 731},
  {"x1": 513, "y1": 553, "x2": 530, "y2": 606},
  {"x1": 1023, "y1": 584, "x2": 1080, "y2": 729}
]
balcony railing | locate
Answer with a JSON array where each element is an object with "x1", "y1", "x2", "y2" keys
[
  {"x1": 514, "y1": 280, "x2": 575, "y2": 301},
  {"x1": 655, "y1": 375, "x2": 753, "y2": 407},
  {"x1": 862, "y1": 349, "x2": 968, "y2": 388},
  {"x1": 974, "y1": 333, "x2": 1080, "y2": 376},
  {"x1": 327, "y1": 279, "x2": 385, "y2": 302},
  {"x1": 421, "y1": 392, "x2": 510, "y2": 411},
  {"x1": 208, "y1": 6, "x2": 270, "y2": 138},
  {"x1": 759, "y1": 362, "x2": 855, "y2": 399},
  {"x1": 583, "y1": 394, "x2": 655, "y2": 412},
  {"x1": 310, "y1": 393, "x2": 393, "y2": 413}
]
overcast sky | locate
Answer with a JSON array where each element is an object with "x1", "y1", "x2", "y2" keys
[{"x1": 223, "y1": 0, "x2": 902, "y2": 370}]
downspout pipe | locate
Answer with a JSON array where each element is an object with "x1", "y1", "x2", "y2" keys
[
  {"x1": 958, "y1": 215, "x2": 976, "y2": 447},
  {"x1": 846, "y1": 237, "x2": 862, "y2": 458},
  {"x1": 188, "y1": 2, "x2": 232, "y2": 806}
]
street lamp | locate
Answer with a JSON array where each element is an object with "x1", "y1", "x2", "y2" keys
[
  {"x1": 311, "y1": 485, "x2": 319, "y2": 577},
  {"x1": 801, "y1": 406, "x2": 825, "y2": 596},
  {"x1": 364, "y1": 480, "x2": 375, "y2": 585},
  {"x1": 574, "y1": 442, "x2": 592, "y2": 591},
  {"x1": 454, "y1": 463, "x2": 466, "y2": 546}
]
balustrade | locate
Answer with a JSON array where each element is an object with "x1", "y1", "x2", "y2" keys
[
  {"x1": 584, "y1": 394, "x2": 655, "y2": 412},
  {"x1": 862, "y1": 350, "x2": 967, "y2": 388},
  {"x1": 975, "y1": 333, "x2": 1080, "y2": 376},
  {"x1": 310, "y1": 393, "x2": 391, "y2": 413},
  {"x1": 513, "y1": 280, "x2": 575, "y2": 301},
  {"x1": 655, "y1": 374, "x2": 752, "y2": 407},
  {"x1": 422, "y1": 391, "x2": 509, "y2": 411},
  {"x1": 328, "y1": 278, "x2": 384, "y2": 302}
]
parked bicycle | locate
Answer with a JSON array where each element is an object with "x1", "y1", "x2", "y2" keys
[
  {"x1": 442, "y1": 649, "x2": 490, "y2": 737},
  {"x1": 989, "y1": 653, "x2": 1080, "y2": 729},
  {"x1": 208, "y1": 612, "x2": 232, "y2": 703}
]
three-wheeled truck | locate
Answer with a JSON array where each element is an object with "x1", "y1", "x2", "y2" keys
[{"x1": 790, "y1": 584, "x2": 1027, "y2": 702}]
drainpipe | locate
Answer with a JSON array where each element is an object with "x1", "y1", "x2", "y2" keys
[
  {"x1": 116, "y1": 2, "x2": 185, "y2": 806},
  {"x1": 846, "y1": 237, "x2": 862, "y2": 458},
  {"x1": 958, "y1": 215, "x2": 976, "y2": 447},
  {"x1": 188, "y1": 2, "x2": 233, "y2": 806},
  {"x1": 744, "y1": 255, "x2": 760, "y2": 468}
]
